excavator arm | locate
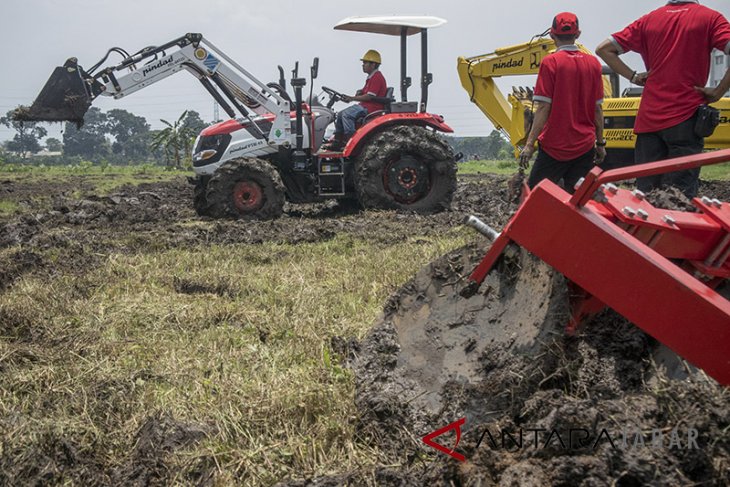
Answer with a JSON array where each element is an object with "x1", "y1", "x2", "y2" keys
[
  {"x1": 14, "y1": 33, "x2": 293, "y2": 145},
  {"x1": 457, "y1": 38, "x2": 611, "y2": 155}
]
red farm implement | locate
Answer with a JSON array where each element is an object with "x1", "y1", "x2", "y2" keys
[{"x1": 469, "y1": 149, "x2": 730, "y2": 386}]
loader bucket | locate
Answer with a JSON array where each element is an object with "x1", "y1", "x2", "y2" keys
[{"x1": 13, "y1": 58, "x2": 94, "y2": 126}]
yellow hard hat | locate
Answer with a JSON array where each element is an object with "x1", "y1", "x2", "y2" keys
[{"x1": 361, "y1": 49, "x2": 382, "y2": 64}]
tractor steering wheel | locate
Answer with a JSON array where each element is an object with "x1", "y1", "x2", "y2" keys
[{"x1": 322, "y1": 86, "x2": 345, "y2": 109}]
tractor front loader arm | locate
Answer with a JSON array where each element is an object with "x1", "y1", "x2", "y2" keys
[{"x1": 14, "y1": 33, "x2": 292, "y2": 145}]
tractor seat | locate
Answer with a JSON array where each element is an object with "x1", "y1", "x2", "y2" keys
[{"x1": 357, "y1": 87, "x2": 395, "y2": 126}]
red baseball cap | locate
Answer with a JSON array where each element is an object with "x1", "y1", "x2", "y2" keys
[{"x1": 551, "y1": 12, "x2": 580, "y2": 36}]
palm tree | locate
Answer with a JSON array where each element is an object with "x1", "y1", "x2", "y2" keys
[{"x1": 150, "y1": 111, "x2": 196, "y2": 168}]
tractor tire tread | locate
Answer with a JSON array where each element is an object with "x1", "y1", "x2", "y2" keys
[
  {"x1": 355, "y1": 125, "x2": 456, "y2": 213},
  {"x1": 205, "y1": 157, "x2": 285, "y2": 220}
]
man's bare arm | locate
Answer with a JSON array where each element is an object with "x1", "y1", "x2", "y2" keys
[
  {"x1": 595, "y1": 104, "x2": 606, "y2": 164},
  {"x1": 695, "y1": 65, "x2": 730, "y2": 103},
  {"x1": 596, "y1": 39, "x2": 648, "y2": 86}
]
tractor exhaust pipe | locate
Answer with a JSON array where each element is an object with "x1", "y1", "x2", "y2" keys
[{"x1": 13, "y1": 58, "x2": 99, "y2": 126}]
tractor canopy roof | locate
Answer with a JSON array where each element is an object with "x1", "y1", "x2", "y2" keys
[{"x1": 334, "y1": 16, "x2": 447, "y2": 36}]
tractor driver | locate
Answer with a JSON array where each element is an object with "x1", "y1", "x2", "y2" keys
[{"x1": 324, "y1": 50, "x2": 387, "y2": 151}]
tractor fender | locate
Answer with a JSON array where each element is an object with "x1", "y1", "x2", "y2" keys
[{"x1": 343, "y1": 112, "x2": 453, "y2": 158}]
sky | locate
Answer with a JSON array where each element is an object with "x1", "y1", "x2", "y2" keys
[{"x1": 1, "y1": 0, "x2": 727, "y2": 142}]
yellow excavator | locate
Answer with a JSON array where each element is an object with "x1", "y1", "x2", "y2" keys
[{"x1": 457, "y1": 37, "x2": 730, "y2": 168}]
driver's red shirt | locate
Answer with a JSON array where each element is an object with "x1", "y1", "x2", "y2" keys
[{"x1": 360, "y1": 70, "x2": 387, "y2": 113}]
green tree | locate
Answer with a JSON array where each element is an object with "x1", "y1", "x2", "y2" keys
[
  {"x1": 106, "y1": 109, "x2": 151, "y2": 161},
  {"x1": 63, "y1": 107, "x2": 109, "y2": 159},
  {"x1": 181, "y1": 110, "x2": 208, "y2": 136},
  {"x1": 179, "y1": 110, "x2": 207, "y2": 162},
  {"x1": 0, "y1": 110, "x2": 48, "y2": 158},
  {"x1": 150, "y1": 111, "x2": 196, "y2": 168},
  {"x1": 484, "y1": 130, "x2": 511, "y2": 160},
  {"x1": 447, "y1": 130, "x2": 512, "y2": 161},
  {"x1": 45, "y1": 137, "x2": 63, "y2": 152}
]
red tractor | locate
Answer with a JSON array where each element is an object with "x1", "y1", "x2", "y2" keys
[{"x1": 16, "y1": 16, "x2": 458, "y2": 219}]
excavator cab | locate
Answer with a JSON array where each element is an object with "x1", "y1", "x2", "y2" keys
[{"x1": 14, "y1": 58, "x2": 102, "y2": 125}]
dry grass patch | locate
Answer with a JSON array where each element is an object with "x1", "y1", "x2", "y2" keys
[{"x1": 0, "y1": 231, "x2": 472, "y2": 485}]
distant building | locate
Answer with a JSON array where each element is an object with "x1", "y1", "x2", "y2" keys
[
  {"x1": 710, "y1": 50, "x2": 730, "y2": 97},
  {"x1": 9, "y1": 149, "x2": 63, "y2": 158},
  {"x1": 35, "y1": 149, "x2": 62, "y2": 157}
]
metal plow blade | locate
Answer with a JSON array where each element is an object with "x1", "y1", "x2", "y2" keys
[
  {"x1": 13, "y1": 58, "x2": 94, "y2": 126},
  {"x1": 355, "y1": 243, "x2": 570, "y2": 430}
]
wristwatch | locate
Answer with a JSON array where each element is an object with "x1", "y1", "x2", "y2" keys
[{"x1": 596, "y1": 139, "x2": 607, "y2": 147}]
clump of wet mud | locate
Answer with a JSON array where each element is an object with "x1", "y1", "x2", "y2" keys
[
  {"x1": 339, "y1": 244, "x2": 729, "y2": 486},
  {"x1": 645, "y1": 186, "x2": 696, "y2": 212},
  {"x1": 355, "y1": 243, "x2": 569, "y2": 442}
]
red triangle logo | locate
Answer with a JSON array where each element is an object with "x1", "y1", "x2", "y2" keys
[{"x1": 422, "y1": 418, "x2": 466, "y2": 462}]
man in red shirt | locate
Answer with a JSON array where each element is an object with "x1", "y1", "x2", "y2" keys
[
  {"x1": 325, "y1": 49, "x2": 387, "y2": 151},
  {"x1": 597, "y1": 1, "x2": 730, "y2": 198},
  {"x1": 520, "y1": 13, "x2": 606, "y2": 192}
]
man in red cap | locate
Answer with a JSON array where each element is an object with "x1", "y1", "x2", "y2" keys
[
  {"x1": 520, "y1": 12, "x2": 606, "y2": 192},
  {"x1": 596, "y1": 1, "x2": 730, "y2": 198}
]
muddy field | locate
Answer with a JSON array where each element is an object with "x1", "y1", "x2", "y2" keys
[
  {"x1": 1, "y1": 172, "x2": 729, "y2": 485},
  {"x1": 0, "y1": 172, "x2": 511, "y2": 282}
]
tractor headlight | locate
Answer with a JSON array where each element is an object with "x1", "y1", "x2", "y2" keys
[
  {"x1": 193, "y1": 149, "x2": 217, "y2": 162},
  {"x1": 193, "y1": 133, "x2": 231, "y2": 167}
]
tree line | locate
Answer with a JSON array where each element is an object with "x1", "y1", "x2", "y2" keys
[
  {"x1": 0, "y1": 108, "x2": 209, "y2": 166},
  {"x1": 1, "y1": 106, "x2": 514, "y2": 165},
  {"x1": 447, "y1": 131, "x2": 514, "y2": 161}
]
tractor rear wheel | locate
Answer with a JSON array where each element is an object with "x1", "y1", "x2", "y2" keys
[
  {"x1": 205, "y1": 158, "x2": 285, "y2": 220},
  {"x1": 355, "y1": 125, "x2": 456, "y2": 212}
]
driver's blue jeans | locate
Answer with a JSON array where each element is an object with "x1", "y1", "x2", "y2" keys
[{"x1": 334, "y1": 104, "x2": 368, "y2": 137}]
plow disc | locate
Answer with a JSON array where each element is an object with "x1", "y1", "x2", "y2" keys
[
  {"x1": 354, "y1": 242, "x2": 692, "y2": 440},
  {"x1": 351, "y1": 241, "x2": 725, "y2": 485},
  {"x1": 354, "y1": 244, "x2": 569, "y2": 427},
  {"x1": 13, "y1": 58, "x2": 96, "y2": 126}
]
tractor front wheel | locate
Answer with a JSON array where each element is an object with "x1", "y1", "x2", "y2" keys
[
  {"x1": 355, "y1": 125, "x2": 456, "y2": 212},
  {"x1": 205, "y1": 158, "x2": 285, "y2": 220},
  {"x1": 193, "y1": 176, "x2": 211, "y2": 217}
]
